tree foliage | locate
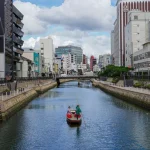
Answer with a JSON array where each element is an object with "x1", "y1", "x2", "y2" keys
[{"x1": 98, "y1": 65, "x2": 132, "y2": 77}]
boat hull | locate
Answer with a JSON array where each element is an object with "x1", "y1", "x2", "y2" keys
[{"x1": 67, "y1": 118, "x2": 82, "y2": 125}]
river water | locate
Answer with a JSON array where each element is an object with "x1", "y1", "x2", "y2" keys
[{"x1": 0, "y1": 81, "x2": 150, "y2": 150}]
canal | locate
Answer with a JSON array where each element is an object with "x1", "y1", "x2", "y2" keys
[{"x1": 0, "y1": 81, "x2": 150, "y2": 150}]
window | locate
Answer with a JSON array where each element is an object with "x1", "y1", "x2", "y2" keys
[{"x1": 134, "y1": 16, "x2": 138, "y2": 20}]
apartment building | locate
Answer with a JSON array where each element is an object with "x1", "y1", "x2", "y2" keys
[{"x1": 111, "y1": 0, "x2": 150, "y2": 66}]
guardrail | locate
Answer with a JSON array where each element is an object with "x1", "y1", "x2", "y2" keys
[
  {"x1": 0, "y1": 80, "x2": 54, "y2": 101},
  {"x1": 0, "y1": 77, "x2": 52, "y2": 84}
]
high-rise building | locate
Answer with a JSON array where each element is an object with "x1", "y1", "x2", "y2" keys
[
  {"x1": 0, "y1": 0, "x2": 24, "y2": 79},
  {"x1": 111, "y1": 0, "x2": 150, "y2": 66},
  {"x1": 40, "y1": 37, "x2": 54, "y2": 74},
  {"x1": 125, "y1": 11, "x2": 150, "y2": 67},
  {"x1": 90, "y1": 56, "x2": 97, "y2": 71},
  {"x1": 55, "y1": 45, "x2": 83, "y2": 64}
]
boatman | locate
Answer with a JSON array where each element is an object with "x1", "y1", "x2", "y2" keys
[{"x1": 76, "y1": 105, "x2": 82, "y2": 120}]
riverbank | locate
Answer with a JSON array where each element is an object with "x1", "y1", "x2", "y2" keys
[
  {"x1": 92, "y1": 79, "x2": 150, "y2": 110},
  {"x1": 0, "y1": 79, "x2": 73, "y2": 122}
]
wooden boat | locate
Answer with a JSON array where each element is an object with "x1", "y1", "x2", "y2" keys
[{"x1": 66, "y1": 110, "x2": 82, "y2": 125}]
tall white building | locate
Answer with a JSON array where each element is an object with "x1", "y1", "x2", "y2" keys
[
  {"x1": 111, "y1": 0, "x2": 150, "y2": 66},
  {"x1": 125, "y1": 11, "x2": 150, "y2": 67},
  {"x1": 40, "y1": 37, "x2": 54, "y2": 74},
  {"x1": 62, "y1": 53, "x2": 77, "y2": 74}
]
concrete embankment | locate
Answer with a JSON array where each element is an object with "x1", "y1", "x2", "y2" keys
[
  {"x1": 92, "y1": 80, "x2": 150, "y2": 110},
  {"x1": 0, "y1": 79, "x2": 72, "y2": 122}
]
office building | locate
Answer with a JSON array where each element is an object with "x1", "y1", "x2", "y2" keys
[
  {"x1": 125, "y1": 11, "x2": 150, "y2": 67},
  {"x1": 22, "y1": 49, "x2": 40, "y2": 77},
  {"x1": 98, "y1": 54, "x2": 111, "y2": 70},
  {"x1": 0, "y1": 0, "x2": 24, "y2": 79},
  {"x1": 111, "y1": 0, "x2": 150, "y2": 66},
  {"x1": 62, "y1": 53, "x2": 77, "y2": 74},
  {"x1": 55, "y1": 45, "x2": 83, "y2": 64},
  {"x1": 40, "y1": 37, "x2": 54, "y2": 74}
]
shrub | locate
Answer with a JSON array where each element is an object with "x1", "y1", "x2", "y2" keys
[
  {"x1": 112, "y1": 77, "x2": 120, "y2": 84},
  {"x1": 144, "y1": 84, "x2": 150, "y2": 89},
  {"x1": 2, "y1": 89, "x2": 10, "y2": 95},
  {"x1": 133, "y1": 82, "x2": 144, "y2": 88}
]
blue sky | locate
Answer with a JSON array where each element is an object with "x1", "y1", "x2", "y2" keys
[
  {"x1": 21, "y1": 0, "x2": 64, "y2": 7},
  {"x1": 21, "y1": 0, "x2": 117, "y2": 6}
]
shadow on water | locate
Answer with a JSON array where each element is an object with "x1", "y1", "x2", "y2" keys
[
  {"x1": 67, "y1": 124, "x2": 81, "y2": 137},
  {"x1": 67, "y1": 123, "x2": 81, "y2": 128}
]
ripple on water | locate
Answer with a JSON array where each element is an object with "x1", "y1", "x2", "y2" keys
[{"x1": 0, "y1": 81, "x2": 150, "y2": 150}]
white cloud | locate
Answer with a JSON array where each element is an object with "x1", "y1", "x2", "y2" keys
[
  {"x1": 14, "y1": 1, "x2": 48, "y2": 35},
  {"x1": 14, "y1": 0, "x2": 116, "y2": 35},
  {"x1": 23, "y1": 30, "x2": 110, "y2": 59},
  {"x1": 15, "y1": 0, "x2": 113, "y2": 58},
  {"x1": 39, "y1": 0, "x2": 116, "y2": 31}
]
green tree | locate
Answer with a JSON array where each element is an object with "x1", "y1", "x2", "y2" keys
[{"x1": 98, "y1": 65, "x2": 132, "y2": 77}]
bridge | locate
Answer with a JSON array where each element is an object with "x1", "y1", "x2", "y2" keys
[{"x1": 56, "y1": 75, "x2": 98, "y2": 86}]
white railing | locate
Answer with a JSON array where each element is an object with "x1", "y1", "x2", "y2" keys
[{"x1": 0, "y1": 80, "x2": 53, "y2": 101}]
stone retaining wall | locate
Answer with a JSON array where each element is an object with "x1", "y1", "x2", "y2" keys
[
  {"x1": 92, "y1": 80, "x2": 150, "y2": 110},
  {"x1": 0, "y1": 79, "x2": 73, "y2": 122}
]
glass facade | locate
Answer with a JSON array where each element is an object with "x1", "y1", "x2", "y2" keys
[{"x1": 55, "y1": 46, "x2": 83, "y2": 64}]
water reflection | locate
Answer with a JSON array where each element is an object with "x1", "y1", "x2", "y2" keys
[{"x1": 0, "y1": 81, "x2": 150, "y2": 150}]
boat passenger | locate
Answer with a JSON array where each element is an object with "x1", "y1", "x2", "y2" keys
[
  {"x1": 76, "y1": 105, "x2": 82, "y2": 120},
  {"x1": 67, "y1": 106, "x2": 71, "y2": 113}
]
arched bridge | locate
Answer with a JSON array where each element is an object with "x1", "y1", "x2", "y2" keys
[{"x1": 56, "y1": 75, "x2": 99, "y2": 86}]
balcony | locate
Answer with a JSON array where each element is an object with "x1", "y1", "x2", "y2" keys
[
  {"x1": 13, "y1": 46, "x2": 24, "y2": 55},
  {"x1": 13, "y1": 15, "x2": 24, "y2": 28},
  {"x1": 13, "y1": 6, "x2": 23, "y2": 20},
  {"x1": 13, "y1": 25, "x2": 24, "y2": 37},
  {"x1": 13, "y1": 35, "x2": 24, "y2": 46}
]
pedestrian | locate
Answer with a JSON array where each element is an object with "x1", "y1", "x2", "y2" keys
[{"x1": 76, "y1": 105, "x2": 81, "y2": 120}]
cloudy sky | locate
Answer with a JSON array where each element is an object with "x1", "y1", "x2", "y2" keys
[{"x1": 14, "y1": 0, "x2": 117, "y2": 58}]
